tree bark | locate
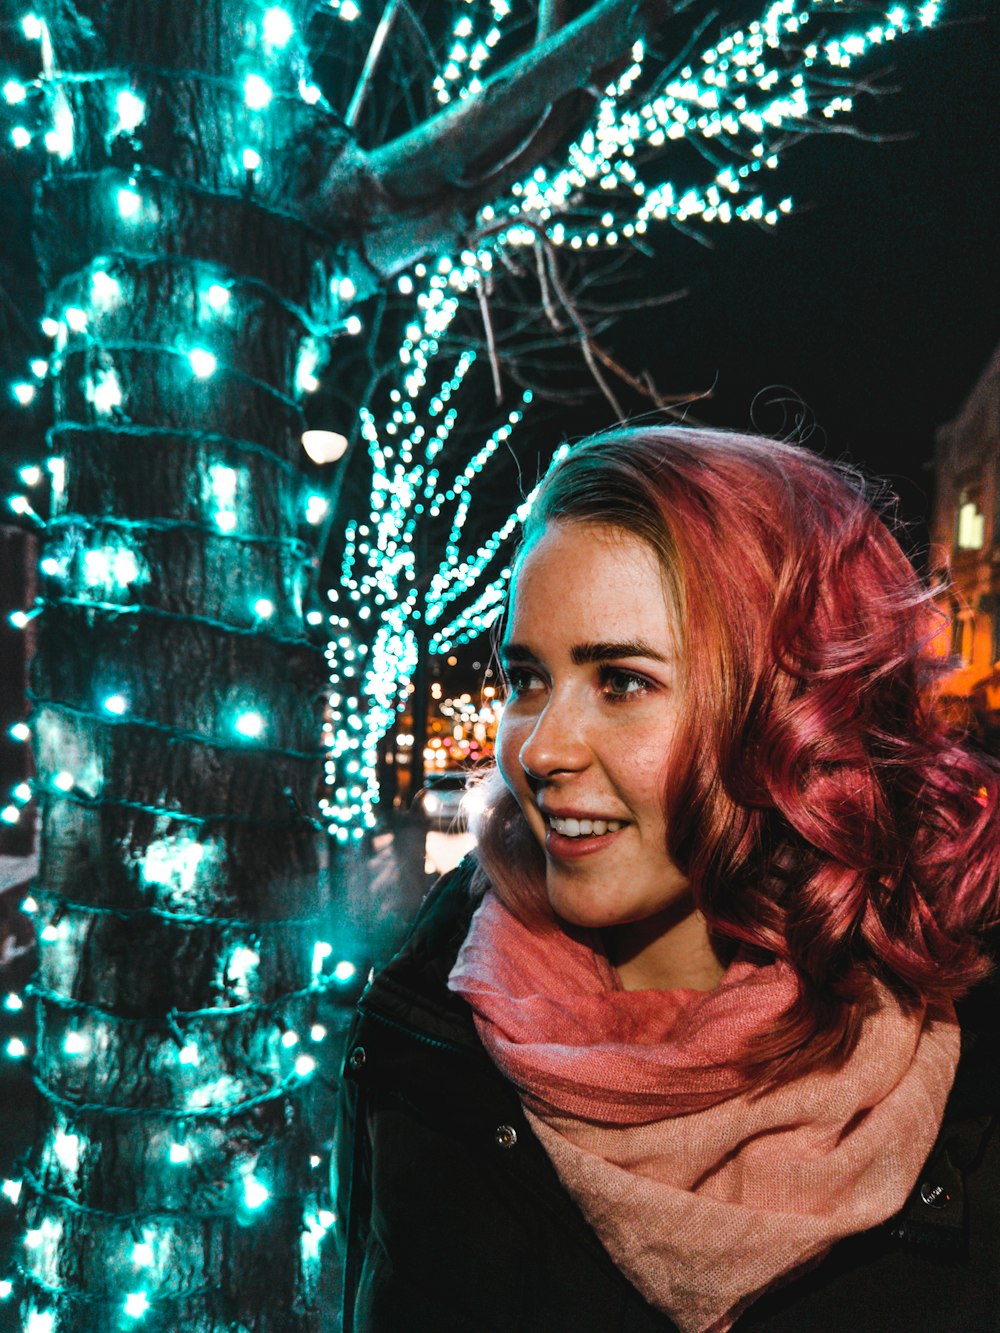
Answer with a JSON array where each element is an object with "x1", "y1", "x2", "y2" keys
[{"x1": 21, "y1": 2, "x2": 340, "y2": 1326}]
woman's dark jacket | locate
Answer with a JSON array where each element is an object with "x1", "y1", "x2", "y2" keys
[{"x1": 333, "y1": 857, "x2": 1000, "y2": 1332}]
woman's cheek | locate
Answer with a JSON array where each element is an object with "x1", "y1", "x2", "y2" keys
[{"x1": 495, "y1": 714, "x2": 524, "y2": 796}]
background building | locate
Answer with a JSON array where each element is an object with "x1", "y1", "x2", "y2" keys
[{"x1": 931, "y1": 344, "x2": 1000, "y2": 750}]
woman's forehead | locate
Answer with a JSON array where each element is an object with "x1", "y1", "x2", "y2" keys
[{"x1": 506, "y1": 521, "x2": 678, "y2": 646}]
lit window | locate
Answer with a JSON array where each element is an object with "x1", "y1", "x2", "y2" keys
[{"x1": 956, "y1": 496, "x2": 985, "y2": 551}]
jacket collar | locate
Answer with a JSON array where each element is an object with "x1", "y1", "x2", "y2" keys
[{"x1": 358, "y1": 854, "x2": 486, "y2": 1053}]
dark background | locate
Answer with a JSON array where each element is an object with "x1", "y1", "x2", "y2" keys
[{"x1": 588, "y1": 3, "x2": 998, "y2": 554}]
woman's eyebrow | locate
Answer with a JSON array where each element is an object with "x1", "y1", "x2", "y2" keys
[
  {"x1": 571, "y1": 640, "x2": 672, "y2": 665},
  {"x1": 498, "y1": 641, "x2": 538, "y2": 666},
  {"x1": 499, "y1": 640, "x2": 671, "y2": 665}
]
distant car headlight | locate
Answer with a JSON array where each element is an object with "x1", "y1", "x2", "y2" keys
[{"x1": 422, "y1": 792, "x2": 441, "y2": 814}]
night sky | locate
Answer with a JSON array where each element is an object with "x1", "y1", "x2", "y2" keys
[{"x1": 590, "y1": 4, "x2": 998, "y2": 553}]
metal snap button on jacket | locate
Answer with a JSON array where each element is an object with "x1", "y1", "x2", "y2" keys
[
  {"x1": 919, "y1": 1181, "x2": 950, "y2": 1209},
  {"x1": 347, "y1": 1045, "x2": 367, "y2": 1072},
  {"x1": 494, "y1": 1124, "x2": 517, "y2": 1150}
]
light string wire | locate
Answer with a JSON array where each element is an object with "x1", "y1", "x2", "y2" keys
[
  {"x1": 25, "y1": 885, "x2": 325, "y2": 935},
  {"x1": 36, "y1": 595, "x2": 323, "y2": 652},
  {"x1": 48, "y1": 422, "x2": 304, "y2": 483},
  {"x1": 40, "y1": 786, "x2": 326, "y2": 831},
  {"x1": 27, "y1": 694, "x2": 326, "y2": 764},
  {"x1": 46, "y1": 248, "x2": 345, "y2": 346},
  {"x1": 45, "y1": 513, "x2": 313, "y2": 558},
  {"x1": 53, "y1": 340, "x2": 304, "y2": 415}
]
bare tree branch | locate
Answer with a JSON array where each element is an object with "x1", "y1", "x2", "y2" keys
[
  {"x1": 476, "y1": 275, "x2": 504, "y2": 405},
  {"x1": 372, "y1": 0, "x2": 674, "y2": 198},
  {"x1": 308, "y1": 0, "x2": 676, "y2": 267},
  {"x1": 346, "y1": 0, "x2": 404, "y2": 130}
]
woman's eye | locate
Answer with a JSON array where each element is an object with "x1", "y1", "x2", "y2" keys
[
  {"x1": 503, "y1": 666, "x2": 543, "y2": 695},
  {"x1": 600, "y1": 668, "x2": 650, "y2": 701}
]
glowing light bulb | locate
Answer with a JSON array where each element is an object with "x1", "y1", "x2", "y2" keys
[
  {"x1": 169, "y1": 1142, "x2": 190, "y2": 1163},
  {"x1": 178, "y1": 1043, "x2": 199, "y2": 1065},
  {"x1": 92, "y1": 269, "x2": 121, "y2": 304},
  {"x1": 301, "y1": 429, "x2": 347, "y2": 464},
  {"x1": 22, "y1": 15, "x2": 43, "y2": 39},
  {"x1": 295, "y1": 1054, "x2": 316, "y2": 1077},
  {"x1": 334, "y1": 960, "x2": 357, "y2": 982},
  {"x1": 244, "y1": 74, "x2": 273, "y2": 109},
  {"x1": 133, "y1": 1238, "x2": 154, "y2": 1267},
  {"x1": 215, "y1": 511, "x2": 237, "y2": 532},
  {"x1": 11, "y1": 126, "x2": 31, "y2": 148},
  {"x1": 254, "y1": 598, "x2": 274, "y2": 619},
  {"x1": 243, "y1": 1175, "x2": 269, "y2": 1209},
  {"x1": 64, "y1": 1032, "x2": 88, "y2": 1055},
  {"x1": 29, "y1": 360, "x2": 47, "y2": 379},
  {"x1": 117, "y1": 187, "x2": 142, "y2": 218},
  {"x1": 281, "y1": 1030, "x2": 299, "y2": 1048},
  {"x1": 14, "y1": 783, "x2": 31, "y2": 801},
  {"x1": 188, "y1": 347, "x2": 217, "y2": 378},
  {"x1": 242, "y1": 147, "x2": 261, "y2": 171},
  {"x1": 103, "y1": 694, "x2": 128, "y2": 715},
  {"x1": 54, "y1": 771, "x2": 74, "y2": 792},
  {"x1": 20, "y1": 465, "x2": 42, "y2": 485},
  {"x1": 234, "y1": 710, "x2": 264, "y2": 739},
  {"x1": 9, "y1": 611, "x2": 28, "y2": 628},
  {"x1": 345, "y1": 315, "x2": 362, "y2": 335},
  {"x1": 53, "y1": 1130, "x2": 80, "y2": 1171},
  {"x1": 306, "y1": 494, "x2": 329, "y2": 524},
  {"x1": 1, "y1": 807, "x2": 19, "y2": 825},
  {"x1": 41, "y1": 317, "x2": 58, "y2": 337},
  {"x1": 115, "y1": 89, "x2": 145, "y2": 133},
  {"x1": 312, "y1": 940, "x2": 332, "y2": 974},
  {"x1": 339, "y1": 1, "x2": 359, "y2": 19},
  {"x1": 2, "y1": 1178, "x2": 21, "y2": 1202},
  {"x1": 123, "y1": 1291, "x2": 149, "y2": 1318},
  {"x1": 299, "y1": 81, "x2": 321, "y2": 104},
  {"x1": 4, "y1": 81, "x2": 27, "y2": 105},
  {"x1": 310, "y1": 1024, "x2": 327, "y2": 1041},
  {"x1": 206, "y1": 283, "x2": 230, "y2": 310},
  {"x1": 6, "y1": 1039, "x2": 26, "y2": 1058},
  {"x1": 65, "y1": 306, "x2": 87, "y2": 332},
  {"x1": 13, "y1": 383, "x2": 36, "y2": 406},
  {"x1": 5, "y1": 993, "x2": 23, "y2": 1011},
  {"x1": 88, "y1": 367, "x2": 123, "y2": 414},
  {"x1": 263, "y1": 7, "x2": 294, "y2": 46},
  {"x1": 337, "y1": 277, "x2": 356, "y2": 301}
]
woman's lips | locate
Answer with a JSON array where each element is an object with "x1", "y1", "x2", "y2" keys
[{"x1": 544, "y1": 822, "x2": 628, "y2": 860}]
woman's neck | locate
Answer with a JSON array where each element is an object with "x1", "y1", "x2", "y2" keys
[{"x1": 602, "y1": 906, "x2": 726, "y2": 992}]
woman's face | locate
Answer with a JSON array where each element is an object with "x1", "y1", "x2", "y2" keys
[{"x1": 497, "y1": 520, "x2": 692, "y2": 935}]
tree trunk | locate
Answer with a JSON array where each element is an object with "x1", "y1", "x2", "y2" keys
[{"x1": 21, "y1": 2, "x2": 345, "y2": 1327}]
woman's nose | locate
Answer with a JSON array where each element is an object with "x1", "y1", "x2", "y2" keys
[{"x1": 518, "y1": 693, "x2": 590, "y2": 780}]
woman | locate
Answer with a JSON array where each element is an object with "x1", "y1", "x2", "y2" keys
[{"x1": 334, "y1": 427, "x2": 1000, "y2": 1333}]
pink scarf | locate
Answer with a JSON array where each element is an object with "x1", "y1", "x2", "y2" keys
[{"x1": 448, "y1": 891, "x2": 960, "y2": 1333}]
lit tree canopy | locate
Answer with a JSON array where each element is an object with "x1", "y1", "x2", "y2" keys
[{"x1": 0, "y1": 0, "x2": 941, "y2": 1327}]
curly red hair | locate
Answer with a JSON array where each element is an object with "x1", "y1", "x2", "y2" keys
[{"x1": 473, "y1": 426, "x2": 1000, "y2": 1083}]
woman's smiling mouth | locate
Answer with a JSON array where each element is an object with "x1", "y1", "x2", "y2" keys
[{"x1": 546, "y1": 815, "x2": 628, "y2": 838}]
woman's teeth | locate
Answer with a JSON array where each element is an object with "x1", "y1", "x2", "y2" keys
[{"x1": 548, "y1": 816, "x2": 626, "y2": 838}]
